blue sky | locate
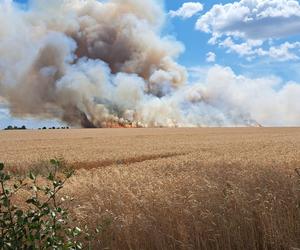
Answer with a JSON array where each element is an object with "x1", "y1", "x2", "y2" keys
[
  {"x1": 164, "y1": 1, "x2": 300, "y2": 81},
  {"x1": 1, "y1": 0, "x2": 300, "y2": 128},
  {"x1": 165, "y1": 1, "x2": 242, "y2": 67}
]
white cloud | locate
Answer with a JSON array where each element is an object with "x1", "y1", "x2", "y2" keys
[
  {"x1": 196, "y1": 0, "x2": 300, "y2": 40},
  {"x1": 220, "y1": 38, "x2": 300, "y2": 61},
  {"x1": 206, "y1": 52, "x2": 216, "y2": 62},
  {"x1": 195, "y1": 0, "x2": 300, "y2": 61},
  {"x1": 267, "y1": 42, "x2": 300, "y2": 61},
  {"x1": 169, "y1": 2, "x2": 203, "y2": 19},
  {"x1": 220, "y1": 38, "x2": 258, "y2": 57}
]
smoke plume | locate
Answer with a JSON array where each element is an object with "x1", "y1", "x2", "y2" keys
[{"x1": 0, "y1": 0, "x2": 298, "y2": 127}]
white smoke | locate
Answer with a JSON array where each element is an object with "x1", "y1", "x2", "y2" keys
[
  {"x1": 0, "y1": 0, "x2": 299, "y2": 127},
  {"x1": 197, "y1": 65, "x2": 300, "y2": 127}
]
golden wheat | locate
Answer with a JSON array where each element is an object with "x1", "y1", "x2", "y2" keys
[{"x1": 0, "y1": 128, "x2": 300, "y2": 249}]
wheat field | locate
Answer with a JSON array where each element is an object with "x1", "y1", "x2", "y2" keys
[{"x1": 0, "y1": 128, "x2": 300, "y2": 249}]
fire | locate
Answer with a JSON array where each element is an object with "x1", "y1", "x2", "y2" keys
[{"x1": 104, "y1": 120, "x2": 143, "y2": 128}]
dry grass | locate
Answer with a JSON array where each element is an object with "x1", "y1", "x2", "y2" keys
[{"x1": 1, "y1": 128, "x2": 300, "y2": 249}]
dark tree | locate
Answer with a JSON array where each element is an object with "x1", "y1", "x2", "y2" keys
[{"x1": 5, "y1": 125, "x2": 13, "y2": 130}]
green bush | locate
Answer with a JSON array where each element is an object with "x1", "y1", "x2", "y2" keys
[{"x1": 0, "y1": 160, "x2": 83, "y2": 249}]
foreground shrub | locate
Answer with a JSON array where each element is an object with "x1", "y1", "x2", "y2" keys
[{"x1": 0, "y1": 160, "x2": 83, "y2": 249}]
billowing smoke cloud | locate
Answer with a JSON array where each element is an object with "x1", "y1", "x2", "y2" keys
[
  {"x1": 0, "y1": 0, "x2": 299, "y2": 127},
  {"x1": 190, "y1": 65, "x2": 300, "y2": 127},
  {"x1": 0, "y1": 0, "x2": 188, "y2": 127}
]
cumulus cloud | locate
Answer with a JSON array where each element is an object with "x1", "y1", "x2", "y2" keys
[
  {"x1": 169, "y1": 2, "x2": 203, "y2": 19},
  {"x1": 196, "y1": 0, "x2": 300, "y2": 39},
  {"x1": 220, "y1": 38, "x2": 261, "y2": 57},
  {"x1": 206, "y1": 52, "x2": 216, "y2": 62},
  {"x1": 196, "y1": 0, "x2": 300, "y2": 60},
  {"x1": 220, "y1": 38, "x2": 300, "y2": 61},
  {"x1": 266, "y1": 42, "x2": 300, "y2": 61}
]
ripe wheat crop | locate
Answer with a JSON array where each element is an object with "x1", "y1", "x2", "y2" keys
[{"x1": 0, "y1": 128, "x2": 299, "y2": 249}]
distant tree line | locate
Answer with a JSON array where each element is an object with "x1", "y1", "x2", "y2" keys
[
  {"x1": 3, "y1": 125, "x2": 70, "y2": 130},
  {"x1": 38, "y1": 127, "x2": 70, "y2": 130},
  {"x1": 4, "y1": 125, "x2": 26, "y2": 130}
]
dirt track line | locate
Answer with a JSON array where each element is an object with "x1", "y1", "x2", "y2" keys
[{"x1": 72, "y1": 152, "x2": 189, "y2": 170}]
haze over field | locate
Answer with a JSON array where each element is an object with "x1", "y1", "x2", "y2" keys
[{"x1": 1, "y1": 0, "x2": 300, "y2": 127}]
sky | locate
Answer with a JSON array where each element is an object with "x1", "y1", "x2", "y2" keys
[
  {"x1": 1, "y1": 0, "x2": 300, "y2": 128},
  {"x1": 166, "y1": 0, "x2": 300, "y2": 81}
]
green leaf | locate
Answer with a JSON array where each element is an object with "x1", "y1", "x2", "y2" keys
[
  {"x1": 29, "y1": 172, "x2": 36, "y2": 180},
  {"x1": 65, "y1": 170, "x2": 74, "y2": 178},
  {"x1": 3, "y1": 197, "x2": 9, "y2": 207},
  {"x1": 73, "y1": 227, "x2": 82, "y2": 237},
  {"x1": 26, "y1": 198, "x2": 35, "y2": 204},
  {"x1": 4, "y1": 174, "x2": 10, "y2": 181},
  {"x1": 15, "y1": 210, "x2": 23, "y2": 217},
  {"x1": 0, "y1": 162, "x2": 4, "y2": 171},
  {"x1": 48, "y1": 172, "x2": 54, "y2": 181},
  {"x1": 50, "y1": 159, "x2": 59, "y2": 166}
]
